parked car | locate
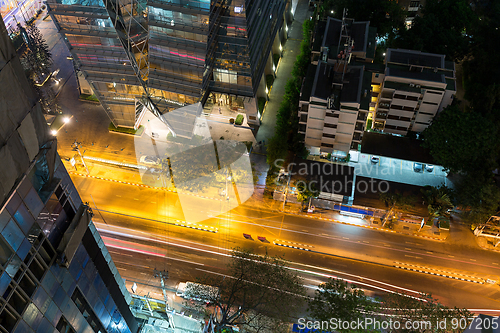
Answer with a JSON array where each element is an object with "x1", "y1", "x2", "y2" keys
[
  {"x1": 413, "y1": 162, "x2": 423, "y2": 172},
  {"x1": 425, "y1": 164, "x2": 434, "y2": 173},
  {"x1": 370, "y1": 156, "x2": 380, "y2": 164},
  {"x1": 140, "y1": 155, "x2": 160, "y2": 165}
]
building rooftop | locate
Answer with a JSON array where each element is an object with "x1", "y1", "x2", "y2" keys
[
  {"x1": 292, "y1": 157, "x2": 355, "y2": 196},
  {"x1": 350, "y1": 21, "x2": 369, "y2": 53},
  {"x1": 387, "y1": 49, "x2": 445, "y2": 69},
  {"x1": 386, "y1": 64, "x2": 445, "y2": 83},
  {"x1": 312, "y1": 21, "x2": 327, "y2": 52},
  {"x1": 361, "y1": 132, "x2": 436, "y2": 164},
  {"x1": 300, "y1": 64, "x2": 317, "y2": 101},
  {"x1": 339, "y1": 66, "x2": 363, "y2": 104}
]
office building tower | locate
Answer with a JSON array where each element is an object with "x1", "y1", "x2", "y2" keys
[
  {"x1": 0, "y1": 17, "x2": 138, "y2": 333},
  {"x1": 47, "y1": 0, "x2": 290, "y2": 130}
]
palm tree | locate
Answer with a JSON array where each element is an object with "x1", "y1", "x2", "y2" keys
[{"x1": 421, "y1": 186, "x2": 454, "y2": 228}]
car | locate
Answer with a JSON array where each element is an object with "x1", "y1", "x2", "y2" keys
[
  {"x1": 425, "y1": 164, "x2": 434, "y2": 173},
  {"x1": 413, "y1": 162, "x2": 423, "y2": 172},
  {"x1": 370, "y1": 156, "x2": 380, "y2": 164},
  {"x1": 140, "y1": 155, "x2": 160, "y2": 165}
]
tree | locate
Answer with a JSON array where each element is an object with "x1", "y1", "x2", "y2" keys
[
  {"x1": 322, "y1": 0, "x2": 406, "y2": 38},
  {"x1": 421, "y1": 185, "x2": 454, "y2": 225},
  {"x1": 195, "y1": 248, "x2": 306, "y2": 333},
  {"x1": 19, "y1": 23, "x2": 52, "y2": 82},
  {"x1": 380, "y1": 292, "x2": 472, "y2": 332},
  {"x1": 454, "y1": 172, "x2": 500, "y2": 226},
  {"x1": 296, "y1": 180, "x2": 319, "y2": 209},
  {"x1": 308, "y1": 278, "x2": 376, "y2": 332},
  {"x1": 421, "y1": 104, "x2": 498, "y2": 174},
  {"x1": 391, "y1": 0, "x2": 476, "y2": 60}
]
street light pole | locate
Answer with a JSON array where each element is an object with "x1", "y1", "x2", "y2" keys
[{"x1": 73, "y1": 141, "x2": 89, "y2": 175}]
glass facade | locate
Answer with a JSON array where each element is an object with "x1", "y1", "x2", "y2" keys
[
  {"x1": 0, "y1": 158, "x2": 138, "y2": 333},
  {"x1": 48, "y1": 0, "x2": 287, "y2": 129},
  {"x1": 0, "y1": 17, "x2": 137, "y2": 333}
]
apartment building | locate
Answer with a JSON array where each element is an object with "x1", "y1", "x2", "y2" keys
[
  {"x1": 298, "y1": 16, "x2": 375, "y2": 157},
  {"x1": 47, "y1": 0, "x2": 289, "y2": 130},
  {"x1": 372, "y1": 48, "x2": 456, "y2": 135},
  {"x1": 0, "y1": 18, "x2": 138, "y2": 333}
]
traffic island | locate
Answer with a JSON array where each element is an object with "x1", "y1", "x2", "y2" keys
[{"x1": 108, "y1": 123, "x2": 145, "y2": 136}]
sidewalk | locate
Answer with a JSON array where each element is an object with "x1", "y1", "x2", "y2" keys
[
  {"x1": 243, "y1": 174, "x2": 449, "y2": 242},
  {"x1": 255, "y1": 0, "x2": 312, "y2": 145}
]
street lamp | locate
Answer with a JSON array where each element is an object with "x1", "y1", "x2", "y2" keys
[
  {"x1": 63, "y1": 117, "x2": 70, "y2": 123},
  {"x1": 51, "y1": 129, "x2": 57, "y2": 135}
]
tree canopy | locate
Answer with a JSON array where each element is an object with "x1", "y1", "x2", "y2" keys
[
  {"x1": 195, "y1": 248, "x2": 306, "y2": 333},
  {"x1": 421, "y1": 104, "x2": 498, "y2": 174}
]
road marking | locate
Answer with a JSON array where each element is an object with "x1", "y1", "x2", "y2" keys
[
  {"x1": 133, "y1": 198, "x2": 139, "y2": 200},
  {"x1": 470, "y1": 259, "x2": 476, "y2": 261},
  {"x1": 493, "y1": 263, "x2": 499, "y2": 265},
  {"x1": 140, "y1": 272, "x2": 147, "y2": 275},
  {"x1": 116, "y1": 195, "x2": 122, "y2": 197},
  {"x1": 405, "y1": 248, "x2": 412, "y2": 250},
  {"x1": 448, "y1": 255, "x2": 455, "y2": 258},
  {"x1": 405, "y1": 255, "x2": 422, "y2": 259},
  {"x1": 151, "y1": 201, "x2": 156, "y2": 204},
  {"x1": 363, "y1": 241, "x2": 369, "y2": 243},
  {"x1": 342, "y1": 237, "x2": 349, "y2": 240},
  {"x1": 426, "y1": 252, "x2": 433, "y2": 254}
]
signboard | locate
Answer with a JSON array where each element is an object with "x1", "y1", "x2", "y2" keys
[
  {"x1": 70, "y1": 157, "x2": 76, "y2": 166},
  {"x1": 420, "y1": 218, "x2": 425, "y2": 229},
  {"x1": 131, "y1": 282, "x2": 137, "y2": 293}
]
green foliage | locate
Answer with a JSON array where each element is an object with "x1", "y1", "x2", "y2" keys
[
  {"x1": 421, "y1": 185, "x2": 454, "y2": 224},
  {"x1": 421, "y1": 104, "x2": 498, "y2": 174},
  {"x1": 273, "y1": 53, "x2": 280, "y2": 67},
  {"x1": 380, "y1": 293, "x2": 472, "y2": 333},
  {"x1": 322, "y1": 0, "x2": 406, "y2": 38},
  {"x1": 454, "y1": 172, "x2": 500, "y2": 225},
  {"x1": 166, "y1": 132, "x2": 205, "y2": 146},
  {"x1": 258, "y1": 97, "x2": 267, "y2": 113},
  {"x1": 366, "y1": 118, "x2": 372, "y2": 131},
  {"x1": 19, "y1": 24, "x2": 53, "y2": 82},
  {"x1": 197, "y1": 248, "x2": 306, "y2": 333},
  {"x1": 379, "y1": 191, "x2": 417, "y2": 212},
  {"x1": 229, "y1": 118, "x2": 234, "y2": 124},
  {"x1": 266, "y1": 74, "x2": 274, "y2": 89},
  {"x1": 80, "y1": 94, "x2": 99, "y2": 102},
  {"x1": 391, "y1": 0, "x2": 476, "y2": 60},
  {"x1": 296, "y1": 180, "x2": 319, "y2": 203},
  {"x1": 108, "y1": 123, "x2": 144, "y2": 136},
  {"x1": 235, "y1": 114, "x2": 244, "y2": 125},
  {"x1": 308, "y1": 278, "x2": 376, "y2": 330}
]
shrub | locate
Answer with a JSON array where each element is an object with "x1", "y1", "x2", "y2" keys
[
  {"x1": 266, "y1": 74, "x2": 274, "y2": 90},
  {"x1": 235, "y1": 114, "x2": 244, "y2": 125},
  {"x1": 273, "y1": 54, "x2": 280, "y2": 67},
  {"x1": 229, "y1": 118, "x2": 235, "y2": 124},
  {"x1": 258, "y1": 97, "x2": 267, "y2": 113}
]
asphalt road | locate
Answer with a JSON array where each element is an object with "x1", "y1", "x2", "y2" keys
[{"x1": 70, "y1": 172, "x2": 500, "y2": 311}]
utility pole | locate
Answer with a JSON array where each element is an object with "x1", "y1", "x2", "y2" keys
[
  {"x1": 73, "y1": 141, "x2": 89, "y2": 175},
  {"x1": 281, "y1": 173, "x2": 291, "y2": 211},
  {"x1": 153, "y1": 269, "x2": 169, "y2": 309}
]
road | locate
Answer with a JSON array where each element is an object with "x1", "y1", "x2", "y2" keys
[
  {"x1": 34, "y1": 12, "x2": 500, "y2": 314},
  {"x1": 70, "y1": 171, "x2": 500, "y2": 311}
]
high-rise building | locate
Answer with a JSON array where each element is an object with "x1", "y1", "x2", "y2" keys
[
  {"x1": 372, "y1": 48, "x2": 456, "y2": 135},
  {"x1": 0, "y1": 17, "x2": 138, "y2": 333},
  {"x1": 298, "y1": 16, "x2": 375, "y2": 156},
  {"x1": 47, "y1": 0, "x2": 290, "y2": 129}
]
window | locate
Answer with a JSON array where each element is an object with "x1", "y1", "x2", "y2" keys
[
  {"x1": 56, "y1": 316, "x2": 76, "y2": 333},
  {"x1": 321, "y1": 143, "x2": 334, "y2": 148},
  {"x1": 324, "y1": 123, "x2": 337, "y2": 129},
  {"x1": 322, "y1": 133, "x2": 336, "y2": 139}
]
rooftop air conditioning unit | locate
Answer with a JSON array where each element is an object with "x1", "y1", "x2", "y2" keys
[
  {"x1": 416, "y1": 84, "x2": 421, "y2": 88},
  {"x1": 409, "y1": 83, "x2": 415, "y2": 87}
]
